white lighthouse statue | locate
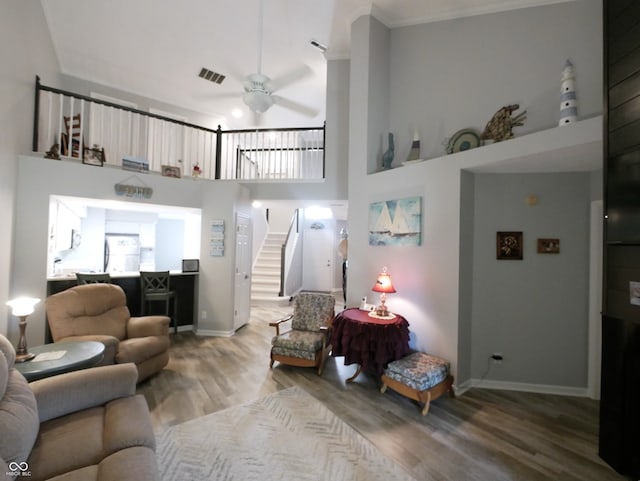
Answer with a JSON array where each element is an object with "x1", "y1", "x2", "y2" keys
[{"x1": 559, "y1": 59, "x2": 578, "y2": 126}]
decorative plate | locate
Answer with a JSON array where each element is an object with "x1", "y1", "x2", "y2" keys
[{"x1": 446, "y1": 129, "x2": 481, "y2": 154}]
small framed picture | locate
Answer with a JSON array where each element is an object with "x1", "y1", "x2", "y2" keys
[
  {"x1": 161, "y1": 165, "x2": 182, "y2": 178},
  {"x1": 497, "y1": 231, "x2": 523, "y2": 260},
  {"x1": 537, "y1": 238, "x2": 560, "y2": 254},
  {"x1": 83, "y1": 147, "x2": 105, "y2": 166},
  {"x1": 182, "y1": 259, "x2": 199, "y2": 272}
]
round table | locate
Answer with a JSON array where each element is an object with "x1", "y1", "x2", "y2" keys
[
  {"x1": 330, "y1": 308, "x2": 411, "y2": 382},
  {"x1": 15, "y1": 341, "x2": 105, "y2": 382}
]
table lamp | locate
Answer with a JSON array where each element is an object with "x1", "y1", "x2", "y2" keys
[
  {"x1": 371, "y1": 267, "x2": 396, "y2": 317},
  {"x1": 6, "y1": 297, "x2": 40, "y2": 362}
]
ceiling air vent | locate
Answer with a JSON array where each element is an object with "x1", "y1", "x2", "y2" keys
[{"x1": 198, "y1": 67, "x2": 226, "y2": 85}]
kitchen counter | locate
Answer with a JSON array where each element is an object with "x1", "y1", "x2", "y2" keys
[
  {"x1": 46, "y1": 271, "x2": 199, "y2": 342},
  {"x1": 47, "y1": 270, "x2": 199, "y2": 281}
]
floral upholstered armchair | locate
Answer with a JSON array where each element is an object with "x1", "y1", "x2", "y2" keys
[{"x1": 269, "y1": 292, "x2": 336, "y2": 375}]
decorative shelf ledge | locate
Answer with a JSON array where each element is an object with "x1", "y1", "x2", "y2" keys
[{"x1": 376, "y1": 116, "x2": 603, "y2": 178}]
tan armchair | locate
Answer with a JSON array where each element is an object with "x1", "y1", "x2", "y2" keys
[
  {"x1": 46, "y1": 283, "x2": 170, "y2": 382},
  {"x1": 0, "y1": 334, "x2": 158, "y2": 481},
  {"x1": 269, "y1": 292, "x2": 336, "y2": 375}
]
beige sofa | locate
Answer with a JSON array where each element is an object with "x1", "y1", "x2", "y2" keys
[
  {"x1": 46, "y1": 284, "x2": 170, "y2": 382},
  {"x1": 0, "y1": 334, "x2": 158, "y2": 481}
]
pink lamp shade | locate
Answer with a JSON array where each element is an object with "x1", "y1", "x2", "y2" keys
[
  {"x1": 371, "y1": 267, "x2": 396, "y2": 317},
  {"x1": 372, "y1": 268, "x2": 396, "y2": 294}
]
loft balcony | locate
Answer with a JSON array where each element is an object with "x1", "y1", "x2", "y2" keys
[{"x1": 32, "y1": 76, "x2": 325, "y2": 182}]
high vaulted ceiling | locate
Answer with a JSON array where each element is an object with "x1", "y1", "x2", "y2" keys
[{"x1": 40, "y1": 0, "x2": 572, "y2": 130}]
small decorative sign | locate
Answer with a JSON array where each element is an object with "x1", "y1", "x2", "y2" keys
[
  {"x1": 122, "y1": 156, "x2": 149, "y2": 173},
  {"x1": 162, "y1": 165, "x2": 182, "y2": 178},
  {"x1": 114, "y1": 183, "x2": 153, "y2": 199},
  {"x1": 210, "y1": 220, "x2": 225, "y2": 256}
]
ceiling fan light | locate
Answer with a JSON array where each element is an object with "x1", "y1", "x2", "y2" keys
[{"x1": 243, "y1": 90, "x2": 274, "y2": 113}]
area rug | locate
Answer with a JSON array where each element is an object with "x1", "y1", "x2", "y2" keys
[{"x1": 156, "y1": 386, "x2": 417, "y2": 481}]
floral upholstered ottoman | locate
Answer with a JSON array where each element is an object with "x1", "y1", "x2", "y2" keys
[{"x1": 380, "y1": 351, "x2": 454, "y2": 415}]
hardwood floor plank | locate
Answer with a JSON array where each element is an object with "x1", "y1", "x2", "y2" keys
[{"x1": 137, "y1": 306, "x2": 629, "y2": 481}]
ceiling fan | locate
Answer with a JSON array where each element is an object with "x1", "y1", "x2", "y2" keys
[{"x1": 241, "y1": 0, "x2": 318, "y2": 118}]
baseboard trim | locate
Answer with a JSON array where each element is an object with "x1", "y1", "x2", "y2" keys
[
  {"x1": 469, "y1": 378, "x2": 589, "y2": 397},
  {"x1": 196, "y1": 328, "x2": 235, "y2": 337},
  {"x1": 453, "y1": 379, "x2": 473, "y2": 396}
]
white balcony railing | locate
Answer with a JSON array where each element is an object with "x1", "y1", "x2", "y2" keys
[{"x1": 33, "y1": 76, "x2": 325, "y2": 181}]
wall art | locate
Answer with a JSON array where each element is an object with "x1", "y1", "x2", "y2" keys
[
  {"x1": 368, "y1": 196, "x2": 421, "y2": 246},
  {"x1": 537, "y1": 238, "x2": 560, "y2": 254},
  {"x1": 496, "y1": 231, "x2": 523, "y2": 260}
]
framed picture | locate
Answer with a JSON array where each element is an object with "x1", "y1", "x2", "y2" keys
[
  {"x1": 182, "y1": 259, "x2": 199, "y2": 272},
  {"x1": 497, "y1": 231, "x2": 523, "y2": 260},
  {"x1": 83, "y1": 147, "x2": 105, "y2": 166},
  {"x1": 537, "y1": 238, "x2": 560, "y2": 254},
  {"x1": 161, "y1": 165, "x2": 182, "y2": 178},
  {"x1": 368, "y1": 196, "x2": 422, "y2": 246}
]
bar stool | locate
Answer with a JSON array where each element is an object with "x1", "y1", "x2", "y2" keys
[
  {"x1": 76, "y1": 272, "x2": 112, "y2": 285},
  {"x1": 140, "y1": 271, "x2": 178, "y2": 334}
]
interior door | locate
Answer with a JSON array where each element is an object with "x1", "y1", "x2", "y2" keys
[
  {"x1": 303, "y1": 220, "x2": 335, "y2": 291},
  {"x1": 234, "y1": 213, "x2": 252, "y2": 330}
]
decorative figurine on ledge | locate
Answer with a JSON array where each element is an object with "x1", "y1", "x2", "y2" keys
[
  {"x1": 559, "y1": 59, "x2": 578, "y2": 126},
  {"x1": 406, "y1": 130, "x2": 421, "y2": 162},
  {"x1": 481, "y1": 104, "x2": 527, "y2": 143},
  {"x1": 382, "y1": 132, "x2": 395, "y2": 170},
  {"x1": 192, "y1": 163, "x2": 202, "y2": 179},
  {"x1": 44, "y1": 143, "x2": 61, "y2": 160}
]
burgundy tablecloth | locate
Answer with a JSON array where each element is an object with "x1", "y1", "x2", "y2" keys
[{"x1": 330, "y1": 308, "x2": 410, "y2": 375}]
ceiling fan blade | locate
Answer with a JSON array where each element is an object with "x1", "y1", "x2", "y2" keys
[
  {"x1": 272, "y1": 95, "x2": 319, "y2": 118},
  {"x1": 268, "y1": 65, "x2": 314, "y2": 92}
]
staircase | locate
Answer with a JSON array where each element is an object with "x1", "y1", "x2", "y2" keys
[{"x1": 251, "y1": 232, "x2": 288, "y2": 306}]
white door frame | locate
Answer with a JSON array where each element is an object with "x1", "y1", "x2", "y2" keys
[{"x1": 234, "y1": 213, "x2": 252, "y2": 331}]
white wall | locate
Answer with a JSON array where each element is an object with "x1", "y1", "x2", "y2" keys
[
  {"x1": 346, "y1": 1, "x2": 603, "y2": 390},
  {"x1": 197, "y1": 182, "x2": 252, "y2": 336},
  {"x1": 0, "y1": 0, "x2": 61, "y2": 336},
  {"x1": 12, "y1": 155, "x2": 248, "y2": 345}
]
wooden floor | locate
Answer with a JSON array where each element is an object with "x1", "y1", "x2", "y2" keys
[{"x1": 137, "y1": 305, "x2": 629, "y2": 481}]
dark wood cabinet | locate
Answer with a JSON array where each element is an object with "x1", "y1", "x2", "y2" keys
[
  {"x1": 46, "y1": 273, "x2": 198, "y2": 342},
  {"x1": 601, "y1": 1, "x2": 640, "y2": 477}
]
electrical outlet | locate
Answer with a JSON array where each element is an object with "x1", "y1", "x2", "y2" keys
[
  {"x1": 201, "y1": 310, "x2": 207, "y2": 320},
  {"x1": 491, "y1": 352, "x2": 503, "y2": 364}
]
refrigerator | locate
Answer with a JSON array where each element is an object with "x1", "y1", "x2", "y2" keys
[{"x1": 104, "y1": 234, "x2": 141, "y2": 273}]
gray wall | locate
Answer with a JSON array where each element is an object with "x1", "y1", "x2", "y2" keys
[
  {"x1": 458, "y1": 171, "x2": 475, "y2": 384},
  {"x1": 388, "y1": 0, "x2": 603, "y2": 164},
  {"x1": 470, "y1": 173, "x2": 591, "y2": 387},
  {"x1": 345, "y1": 0, "x2": 602, "y2": 390},
  {"x1": 0, "y1": 0, "x2": 61, "y2": 336}
]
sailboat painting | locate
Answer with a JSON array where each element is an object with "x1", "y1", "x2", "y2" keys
[{"x1": 368, "y1": 196, "x2": 422, "y2": 246}]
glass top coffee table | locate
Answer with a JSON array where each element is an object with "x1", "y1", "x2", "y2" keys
[{"x1": 15, "y1": 341, "x2": 105, "y2": 382}]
